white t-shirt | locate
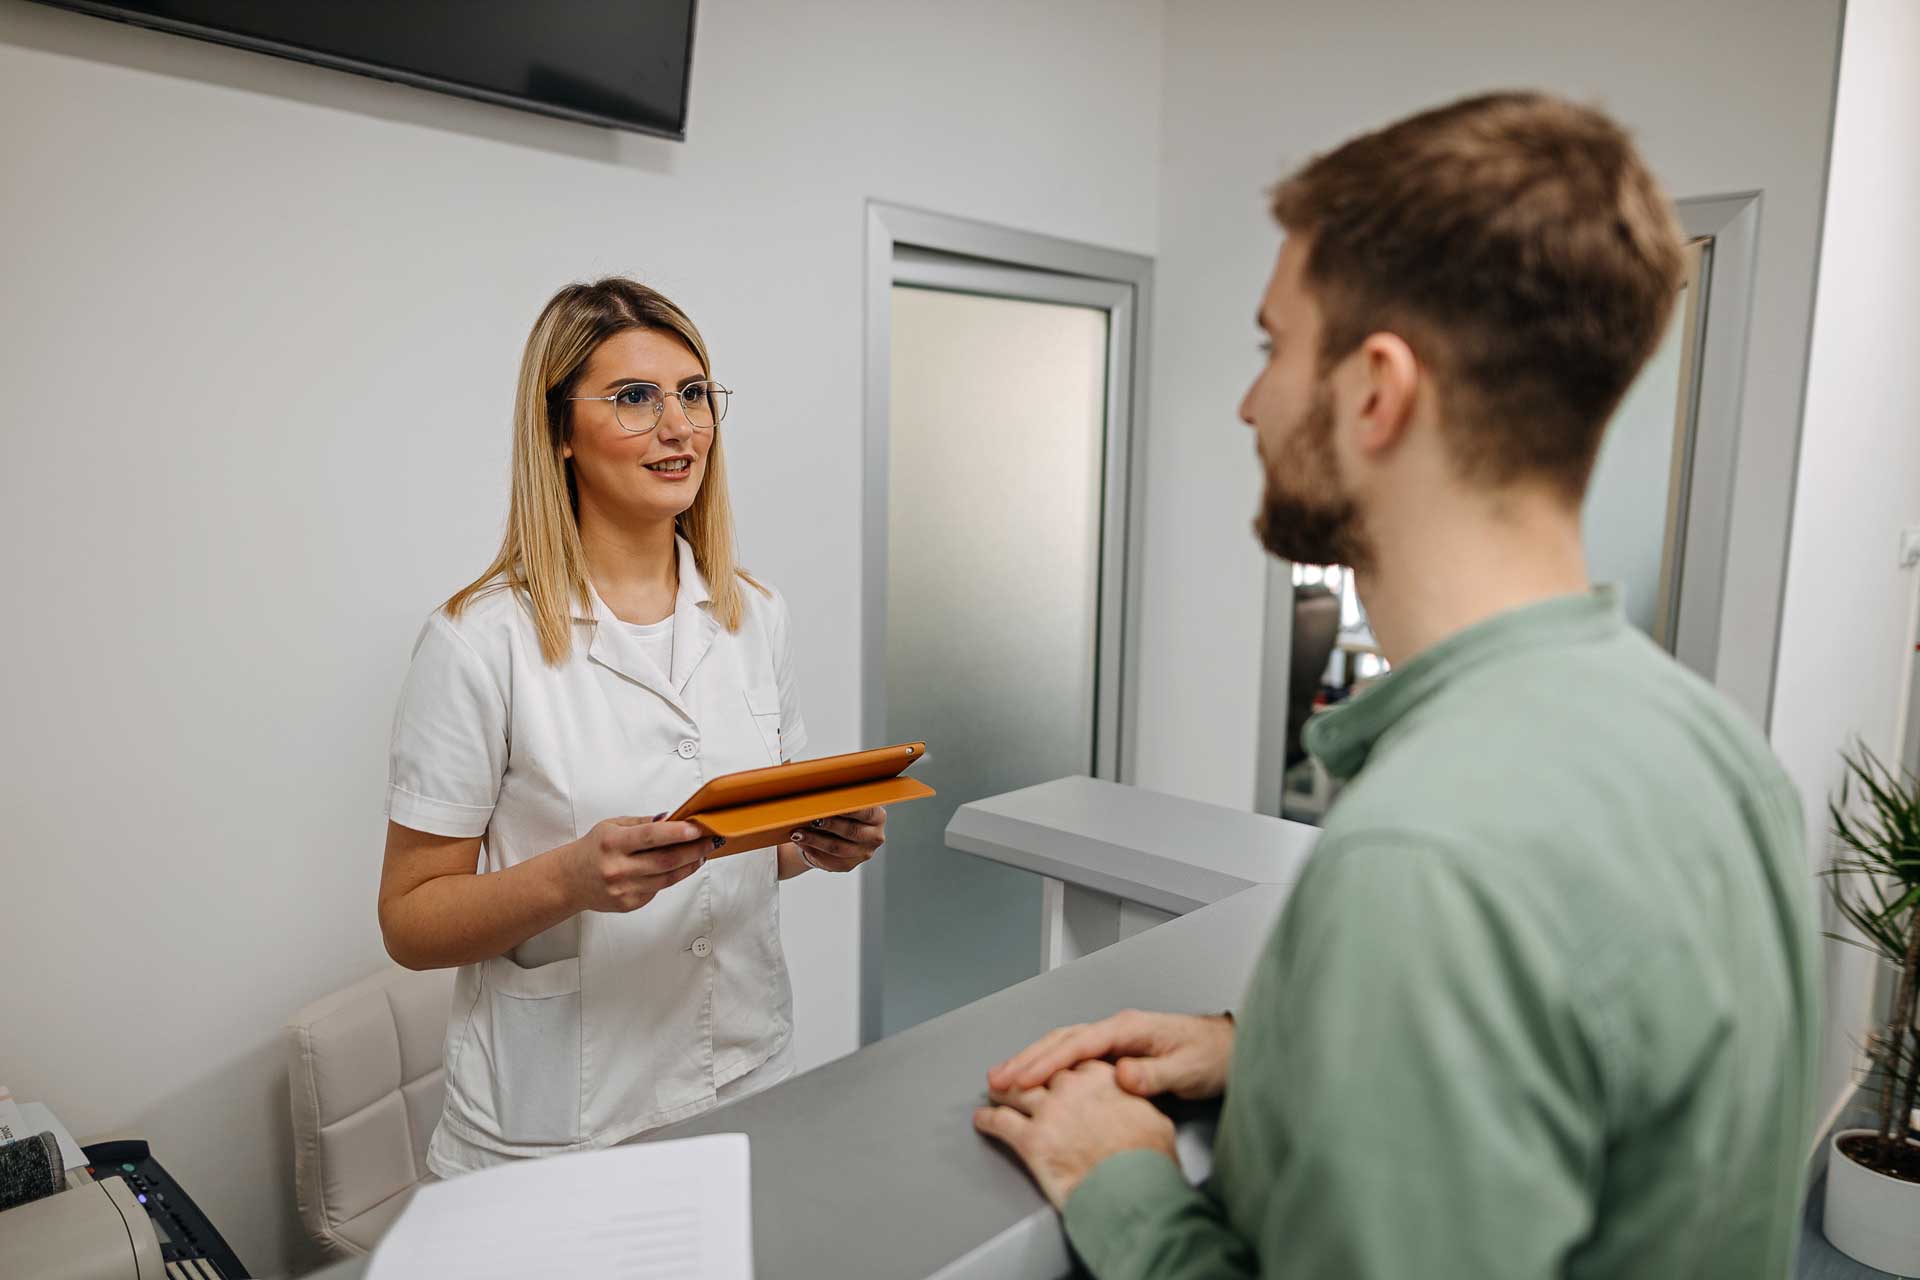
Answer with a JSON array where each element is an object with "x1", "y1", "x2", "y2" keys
[
  {"x1": 387, "y1": 537, "x2": 807, "y2": 1174},
  {"x1": 619, "y1": 613, "x2": 675, "y2": 687}
]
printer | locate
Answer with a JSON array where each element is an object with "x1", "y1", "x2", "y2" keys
[
  {"x1": 0, "y1": 1174, "x2": 165, "y2": 1280},
  {"x1": 0, "y1": 1134, "x2": 246, "y2": 1279}
]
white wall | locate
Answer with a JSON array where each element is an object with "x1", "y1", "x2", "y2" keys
[
  {"x1": 0, "y1": 2, "x2": 1162, "y2": 1273},
  {"x1": 1769, "y1": 0, "x2": 1920, "y2": 1119},
  {"x1": 1135, "y1": 0, "x2": 1845, "y2": 809}
]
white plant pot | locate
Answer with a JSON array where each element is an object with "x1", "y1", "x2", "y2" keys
[{"x1": 1824, "y1": 1128, "x2": 1920, "y2": 1276}]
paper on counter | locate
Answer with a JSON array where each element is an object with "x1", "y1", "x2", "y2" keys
[{"x1": 368, "y1": 1132, "x2": 753, "y2": 1280}]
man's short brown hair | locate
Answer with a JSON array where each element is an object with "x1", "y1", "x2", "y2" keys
[{"x1": 1270, "y1": 91, "x2": 1686, "y2": 498}]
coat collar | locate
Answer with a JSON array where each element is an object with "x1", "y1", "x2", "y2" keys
[{"x1": 578, "y1": 535, "x2": 719, "y2": 717}]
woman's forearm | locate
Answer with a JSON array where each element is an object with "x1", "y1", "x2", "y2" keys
[
  {"x1": 390, "y1": 837, "x2": 814, "y2": 965},
  {"x1": 382, "y1": 844, "x2": 581, "y2": 970}
]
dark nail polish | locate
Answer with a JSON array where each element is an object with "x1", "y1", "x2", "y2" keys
[
  {"x1": 711, "y1": 836, "x2": 725, "y2": 850},
  {"x1": 811, "y1": 818, "x2": 826, "y2": 828}
]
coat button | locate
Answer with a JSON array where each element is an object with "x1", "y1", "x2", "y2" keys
[
  {"x1": 676, "y1": 739, "x2": 699, "y2": 760},
  {"x1": 690, "y1": 936, "x2": 713, "y2": 958}
]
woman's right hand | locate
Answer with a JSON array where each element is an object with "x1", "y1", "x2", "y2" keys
[{"x1": 562, "y1": 817, "x2": 715, "y2": 914}]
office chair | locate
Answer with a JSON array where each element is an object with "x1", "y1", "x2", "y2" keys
[{"x1": 285, "y1": 964, "x2": 453, "y2": 1259}]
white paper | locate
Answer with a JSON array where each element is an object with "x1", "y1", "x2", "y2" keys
[
  {"x1": 0, "y1": 1087, "x2": 85, "y2": 1173},
  {"x1": 15, "y1": 1103, "x2": 86, "y2": 1171},
  {"x1": 368, "y1": 1133, "x2": 753, "y2": 1280}
]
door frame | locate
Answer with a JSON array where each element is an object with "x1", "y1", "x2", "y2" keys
[{"x1": 860, "y1": 201, "x2": 1155, "y2": 1042}]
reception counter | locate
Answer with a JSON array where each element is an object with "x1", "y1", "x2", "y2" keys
[
  {"x1": 312, "y1": 779, "x2": 1319, "y2": 1279},
  {"x1": 641, "y1": 879, "x2": 1293, "y2": 1278}
]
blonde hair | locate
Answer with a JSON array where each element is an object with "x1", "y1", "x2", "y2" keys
[{"x1": 446, "y1": 278, "x2": 761, "y2": 663}]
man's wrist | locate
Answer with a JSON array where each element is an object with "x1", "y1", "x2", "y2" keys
[
  {"x1": 1080, "y1": 1144, "x2": 1184, "y2": 1207},
  {"x1": 1061, "y1": 1149, "x2": 1190, "y2": 1273}
]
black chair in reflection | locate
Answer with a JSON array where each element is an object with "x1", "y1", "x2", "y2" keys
[{"x1": 1286, "y1": 584, "x2": 1343, "y2": 769}]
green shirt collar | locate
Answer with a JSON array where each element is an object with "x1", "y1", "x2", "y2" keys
[{"x1": 1304, "y1": 587, "x2": 1626, "y2": 780}]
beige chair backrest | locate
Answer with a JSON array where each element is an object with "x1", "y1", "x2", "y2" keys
[{"x1": 285, "y1": 964, "x2": 452, "y2": 1258}]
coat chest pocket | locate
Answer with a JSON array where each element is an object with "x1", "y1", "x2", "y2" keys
[{"x1": 745, "y1": 686, "x2": 783, "y2": 763}]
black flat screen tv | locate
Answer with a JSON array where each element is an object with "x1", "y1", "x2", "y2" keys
[{"x1": 33, "y1": 1, "x2": 699, "y2": 138}]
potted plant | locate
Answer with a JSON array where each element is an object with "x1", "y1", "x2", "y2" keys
[{"x1": 1822, "y1": 743, "x2": 1920, "y2": 1275}]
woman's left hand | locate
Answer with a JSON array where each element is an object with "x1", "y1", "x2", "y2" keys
[{"x1": 790, "y1": 806, "x2": 887, "y2": 873}]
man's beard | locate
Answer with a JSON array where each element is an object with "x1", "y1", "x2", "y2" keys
[{"x1": 1253, "y1": 382, "x2": 1372, "y2": 572}]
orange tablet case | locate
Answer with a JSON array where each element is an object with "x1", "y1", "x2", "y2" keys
[{"x1": 666, "y1": 742, "x2": 935, "y2": 857}]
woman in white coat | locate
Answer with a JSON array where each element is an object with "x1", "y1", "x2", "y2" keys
[{"x1": 378, "y1": 278, "x2": 885, "y2": 1176}]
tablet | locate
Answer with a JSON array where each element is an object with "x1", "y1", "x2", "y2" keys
[{"x1": 666, "y1": 742, "x2": 935, "y2": 858}]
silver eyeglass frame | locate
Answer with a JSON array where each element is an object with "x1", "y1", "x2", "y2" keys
[{"x1": 564, "y1": 379, "x2": 732, "y2": 434}]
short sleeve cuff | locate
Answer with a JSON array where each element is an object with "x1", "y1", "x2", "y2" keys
[
  {"x1": 1063, "y1": 1149, "x2": 1198, "y2": 1278},
  {"x1": 387, "y1": 784, "x2": 493, "y2": 838}
]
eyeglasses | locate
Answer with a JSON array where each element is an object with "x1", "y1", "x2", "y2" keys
[{"x1": 566, "y1": 380, "x2": 731, "y2": 434}]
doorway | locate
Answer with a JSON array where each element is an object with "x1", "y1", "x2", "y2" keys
[{"x1": 860, "y1": 204, "x2": 1153, "y2": 1041}]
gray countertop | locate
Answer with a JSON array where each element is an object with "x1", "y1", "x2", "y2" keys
[
  {"x1": 303, "y1": 882, "x2": 1286, "y2": 1280},
  {"x1": 636, "y1": 881, "x2": 1288, "y2": 1279}
]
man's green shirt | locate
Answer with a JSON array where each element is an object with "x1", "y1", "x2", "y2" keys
[{"x1": 1064, "y1": 590, "x2": 1820, "y2": 1278}]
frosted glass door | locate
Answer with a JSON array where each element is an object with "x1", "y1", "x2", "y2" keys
[
  {"x1": 881, "y1": 285, "x2": 1109, "y2": 1036},
  {"x1": 1585, "y1": 238, "x2": 1710, "y2": 647}
]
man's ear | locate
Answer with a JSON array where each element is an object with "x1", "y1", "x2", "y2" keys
[{"x1": 1350, "y1": 332, "x2": 1421, "y2": 459}]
